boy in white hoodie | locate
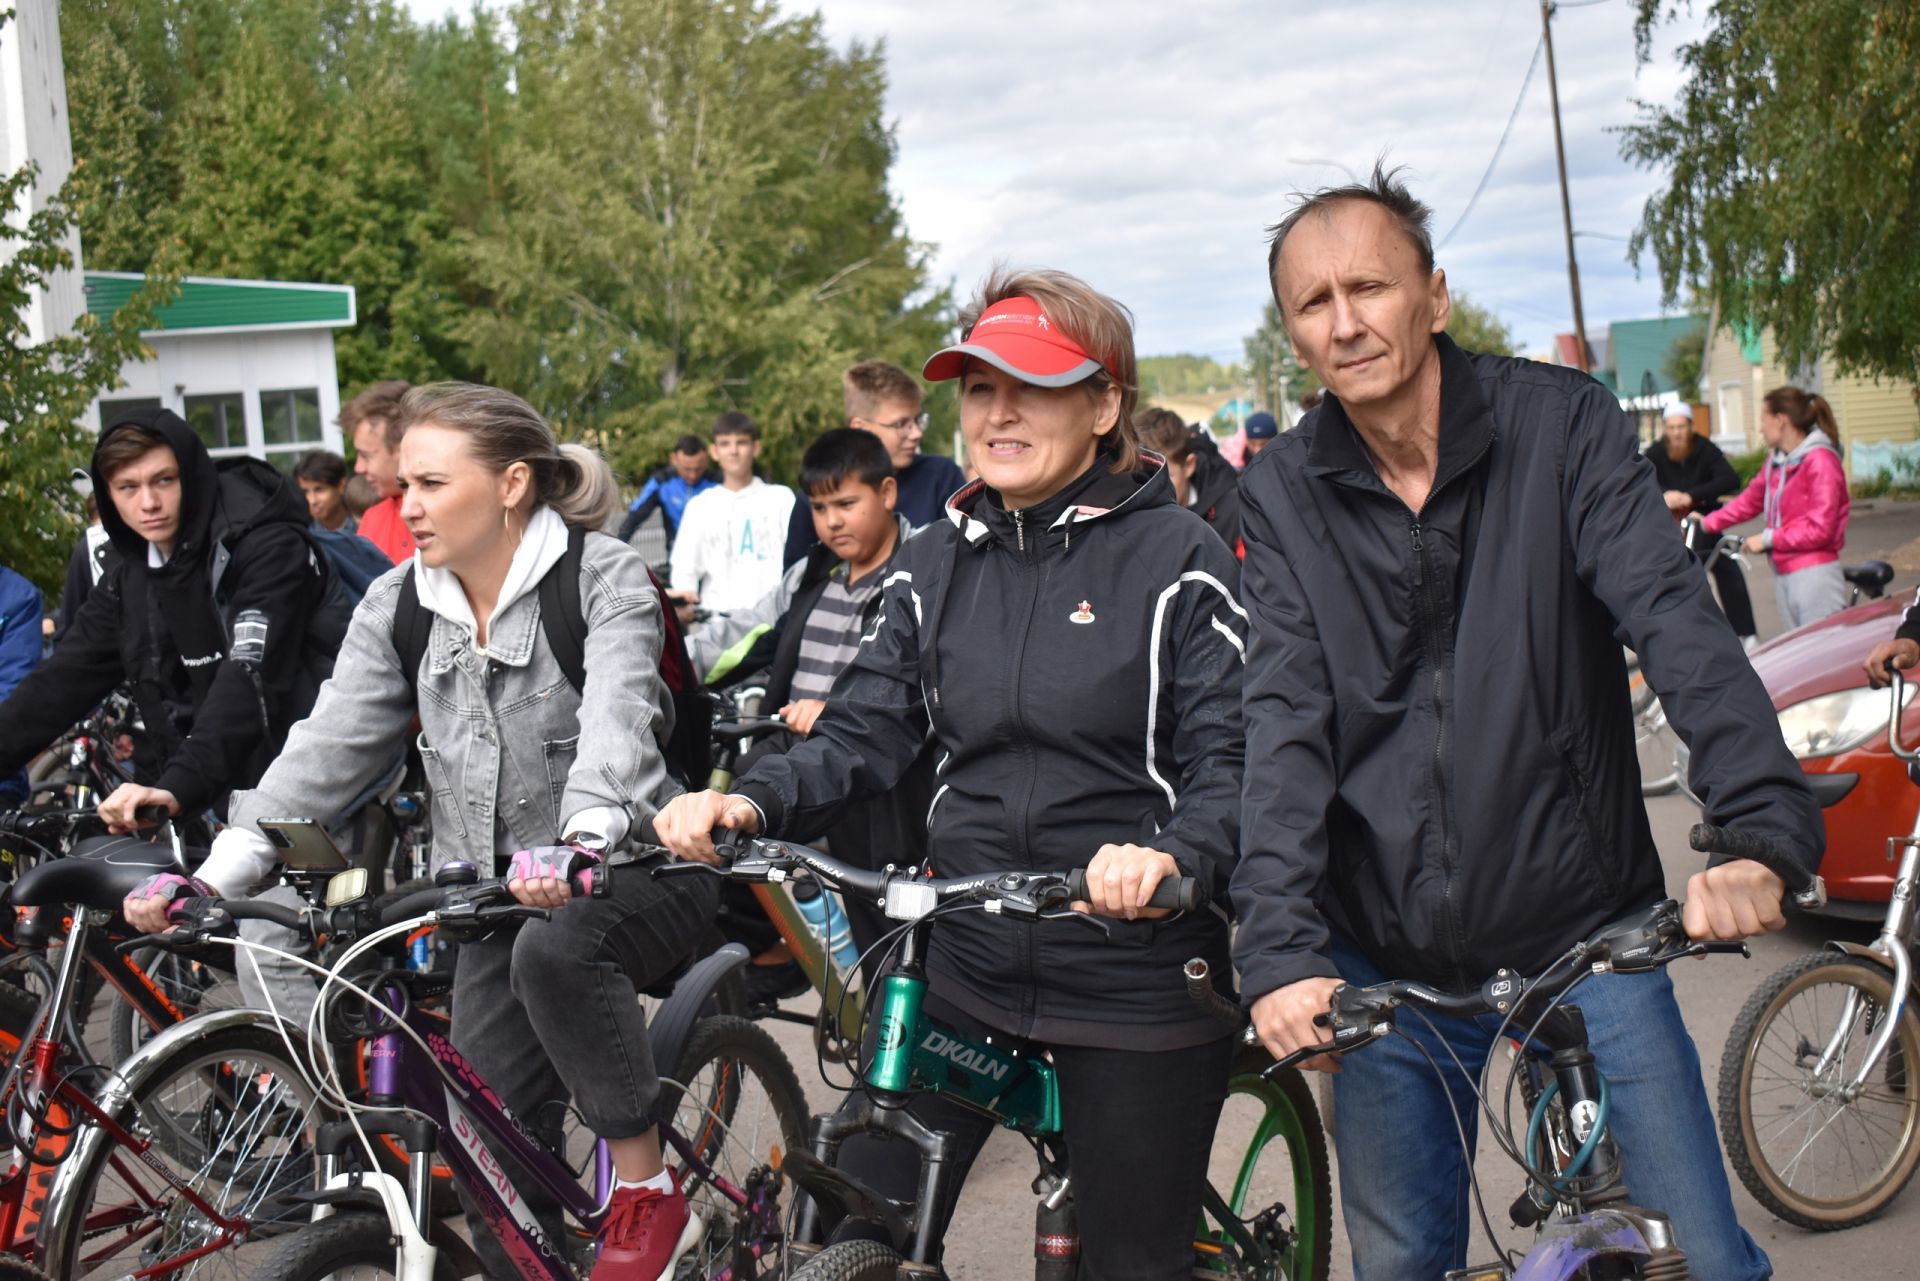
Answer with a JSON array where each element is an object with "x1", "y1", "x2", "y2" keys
[{"x1": 668, "y1": 412, "x2": 795, "y2": 614}]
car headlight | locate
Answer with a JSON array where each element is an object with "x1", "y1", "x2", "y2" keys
[{"x1": 1776, "y1": 684, "x2": 1915, "y2": 759}]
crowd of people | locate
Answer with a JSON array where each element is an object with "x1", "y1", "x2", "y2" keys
[{"x1": 0, "y1": 164, "x2": 1880, "y2": 1281}]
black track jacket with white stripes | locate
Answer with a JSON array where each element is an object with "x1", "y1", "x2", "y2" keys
[
  {"x1": 1231, "y1": 334, "x2": 1824, "y2": 1002},
  {"x1": 735, "y1": 452, "x2": 1246, "y2": 1050}
]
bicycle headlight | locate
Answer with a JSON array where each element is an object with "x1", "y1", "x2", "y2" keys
[{"x1": 1776, "y1": 684, "x2": 1914, "y2": 759}]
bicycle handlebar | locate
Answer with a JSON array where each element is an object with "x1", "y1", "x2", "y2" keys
[
  {"x1": 658, "y1": 834, "x2": 1204, "y2": 920},
  {"x1": 1250, "y1": 899, "x2": 1749, "y2": 1074},
  {"x1": 1687, "y1": 822, "x2": 1826, "y2": 910},
  {"x1": 1888, "y1": 669, "x2": 1920, "y2": 764}
]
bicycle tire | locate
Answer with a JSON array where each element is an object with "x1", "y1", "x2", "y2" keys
[
  {"x1": 656, "y1": 1014, "x2": 811, "y2": 1279},
  {"x1": 788, "y1": 1237, "x2": 905, "y2": 1281},
  {"x1": 38, "y1": 1021, "x2": 331, "y2": 1280},
  {"x1": 249, "y1": 1211, "x2": 460, "y2": 1281},
  {"x1": 0, "y1": 1257, "x2": 53, "y2": 1280},
  {"x1": 1720, "y1": 952, "x2": 1920, "y2": 1230},
  {"x1": 107, "y1": 945, "x2": 244, "y2": 1063},
  {"x1": 1201, "y1": 1046, "x2": 1332, "y2": 1281}
]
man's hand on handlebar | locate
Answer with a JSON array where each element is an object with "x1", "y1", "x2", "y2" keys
[
  {"x1": 1865, "y1": 637, "x2": 1920, "y2": 688},
  {"x1": 1683, "y1": 858, "x2": 1787, "y2": 941},
  {"x1": 1073, "y1": 843, "x2": 1181, "y2": 921},
  {"x1": 98, "y1": 783, "x2": 179, "y2": 836},
  {"x1": 1251, "y1": 977, "x2": 1346, "y2": 1074},
  {"x1": 654, "y1": 789, "x2": 762, "y2": 864}
]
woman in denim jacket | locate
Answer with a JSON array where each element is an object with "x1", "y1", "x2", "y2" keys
[{"x1": 125, "y1": 383, "x2": 715, "y2": 1280}]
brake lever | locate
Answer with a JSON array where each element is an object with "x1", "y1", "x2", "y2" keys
[{"x1": 1039, "y1": 906, "x2": 1111, "y2": 938}]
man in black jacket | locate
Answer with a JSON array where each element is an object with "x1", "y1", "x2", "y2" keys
[
  {"x1": 1232, "y1": 168, "x2": 1821, "y2": 1280},
  {"x1": 0, "y1": 409, "x2": 342, "y2": 831}
]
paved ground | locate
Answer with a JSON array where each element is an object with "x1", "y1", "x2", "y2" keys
[{"x1": 762, "y1": 499, "x2": 1920, "y2": 1279}]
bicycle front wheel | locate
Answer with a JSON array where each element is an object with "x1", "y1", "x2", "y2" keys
[
  {"x1": 1721, "y1": 952, "x2": 1920, "y2": 1229},
  {"x1": 1198, "y1": 1046, "x2": 1332, "y2": 1280},
  {"x1": 788, "y1": 1238, "x2": 905, "y2": 1281},
  {"x1": 656, "y1": 1014, "x2": 811, "y2": 1279},
  {"x1": 251, "y1": 1212, "x2": 460, "y2": 1281},
  {"x1": 39, "y1": 1021, "x2": 330, "y2": 1279}
]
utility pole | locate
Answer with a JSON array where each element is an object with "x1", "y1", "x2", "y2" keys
[{"x1": 1540, "y1": 1, "x2": 1590, "y2": 371}]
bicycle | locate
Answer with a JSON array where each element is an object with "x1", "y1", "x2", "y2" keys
[
  {"x1": 700, "y1": 702, "x2": 866, "y2": 1062},
  {"x1": 1717, "y1": 665, "x2": 1920, "y2": 1229},
  {"x1": 1230, "y1": 824, "x2": 1822, "y2": 1280},
  {"x1": 0, "y1": 810, "x2": 330, "y2": 1278},
  {"x1": 175, "y1": 846, "x2": 812, "y2": 1280},
  {"x1": 661, "y1": 836, "x2": 1332, "y2": 1281}
]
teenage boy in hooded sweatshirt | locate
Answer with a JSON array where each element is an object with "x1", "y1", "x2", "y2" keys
[
  {"x1": 0, "y1": 409, "x2": 341, "y2": 832},
  {"x1": 686, "y1": 428, "x2": 933, "y2": 999}
]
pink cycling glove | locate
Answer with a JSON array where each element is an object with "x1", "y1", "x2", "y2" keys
[
  {"x1": 506, "y1": 844, "x2": 602, "y2": 897},
  {"x1": 126, "y1": 872, "x2": 218, "y2": 923}
]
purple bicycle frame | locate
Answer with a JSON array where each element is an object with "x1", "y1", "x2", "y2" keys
[
  {"x1": 362, "y1": 979, "x2": 787, "y2": 1281},
  {"x1": 367, "y1": 990, "x2": 604, "y2": 1281}
]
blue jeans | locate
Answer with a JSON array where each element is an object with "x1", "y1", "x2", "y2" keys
[{"x1": 1327, "y1": 934, "x2": 1769, "y2": 1281}]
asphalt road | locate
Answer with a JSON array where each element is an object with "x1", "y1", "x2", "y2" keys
[{"x1": 766, "y1": 499, "x2": 1920, "y2": 1279}]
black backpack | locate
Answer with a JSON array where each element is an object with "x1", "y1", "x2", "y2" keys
[{"x1": 388, "y1": 525, "x2": 710, "y2": 787}]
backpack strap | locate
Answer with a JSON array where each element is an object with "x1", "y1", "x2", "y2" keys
[
  {"x1": 537, "y1": 524, "x2": 589, "y2": 694},
  {"x1": 392, "y1": 566, "x2": 431, "y2": 692}
]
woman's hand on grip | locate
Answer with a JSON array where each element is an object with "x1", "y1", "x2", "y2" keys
[
  {"x1": 654, "y1": 789, "x2": 761, "y2": 864},
  {"x1": 1074, "y1": 843, "x2": 1180, "y2": 921}
]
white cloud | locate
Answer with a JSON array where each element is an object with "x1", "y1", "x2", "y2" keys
[{"x1": 405, "y1": 0, "x2": 1712, "y2": 360}]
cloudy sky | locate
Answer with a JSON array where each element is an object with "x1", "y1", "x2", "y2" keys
[{"x1": 409, "y1": 0, "x2": 1709, "y2": 362}]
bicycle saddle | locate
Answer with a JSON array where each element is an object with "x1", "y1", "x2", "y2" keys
[
  {"x1": 1844, "y1": 561, "x2": 1894, "y2": 593},
  {"x1": 11, "y1": 835, "x2": 182, "y2": 911}
]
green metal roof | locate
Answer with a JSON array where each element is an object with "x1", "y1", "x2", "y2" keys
[
  {"x1": 1608, "y1": 315, "x2": 1705, "y2": 401},
  {"x1": 84, "y1": 272, "x2": 356, "y2": 334}
]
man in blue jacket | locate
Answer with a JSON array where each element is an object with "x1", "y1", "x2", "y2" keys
[
  {"x1": 0, "y1": 567, "x2": 41, "y2": 803},
  {"x1": 616, "y1": 434, "x2": 717, "y2": 549},
  {"x1": 1232, "y1": 166, "x2": 1820, "y2": 1280}
]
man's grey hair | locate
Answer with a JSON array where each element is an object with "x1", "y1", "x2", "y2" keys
[{"x1": 1265, "y1": 162, "x2": 1436, "y2": 299}]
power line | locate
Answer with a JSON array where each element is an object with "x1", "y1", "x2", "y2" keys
[{"x1": 1436, "y1": 35, "x2": 1545, "y2": 251}]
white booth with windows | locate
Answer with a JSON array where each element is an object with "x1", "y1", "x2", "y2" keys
[{"x1": 85, "y1": 272, "x2": 356, "y2": 469}]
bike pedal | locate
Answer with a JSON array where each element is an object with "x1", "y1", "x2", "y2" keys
[{"x1": 1444, "y1": 1266, "x2": 1511, "y2": 1281}]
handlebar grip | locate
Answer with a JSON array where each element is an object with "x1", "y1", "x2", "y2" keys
[
  {"x1": 132, "y1": 805, "x2": 172, "y2": 824},
  {"x1": 1688, "y1": 822, "x2": 1827, "y2": 909},
  {"x1": 1064, "y1": 870, "x2": 1203, "y2": 913},
  {"x1": 379, "y1": 885, "x2": 445, "y2": 927}
]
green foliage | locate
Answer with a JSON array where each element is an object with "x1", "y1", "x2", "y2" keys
[
  {"x1": 1623, "y1": 1, "x2": 1920, "y2": 387},
  {"x1": 1243, "y1": 301, "x2": 1319, "y2": 412},
  {"x1": 1851, "y1": 449, "x2": 1920, "y2": 499},
  {"x1": 1664, "y1": 321, "x2": 1708, "y2": 395},
  {"x1": 458, "y1": 0, "x2": 947, "y2": 479},
  {"x1": 1444, "y1": 292, "x2": 1517, "y2": 357},
  {"x1": 1728, "y1": 446, "x2": 1769, "y2": 487},
  {"x1": 1137, "y1": 354, "x2": 1245, "y2": 398},
  {"x1": 0, "y1": 164, "x2": 173, "y2": 594},
  {"x1": 57, "y1": 0, "x2": 949, "y2": 481}
]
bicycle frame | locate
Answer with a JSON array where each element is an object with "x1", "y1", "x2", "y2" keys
[
  {"x1": 346, "y1": 977, "x2": 607, "y2": 1280},
  {"x1": 3, "y1": 910, "x2": 254, "y2": 1272},
  {"x1": 791, "y1": 914, "x2": 1061, "y2": 1266},
  {"x1": 343, "y1": 968, "x2": 786, "y2": 1281}
]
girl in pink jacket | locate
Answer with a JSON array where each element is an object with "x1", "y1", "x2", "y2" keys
[{"x1": 1704, "y1": 387, "x2": 1850, "y2": 632}]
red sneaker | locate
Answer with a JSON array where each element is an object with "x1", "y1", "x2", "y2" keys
[{"x1": 592, "y1": 1176, "x2": 697, "y2": 1280}]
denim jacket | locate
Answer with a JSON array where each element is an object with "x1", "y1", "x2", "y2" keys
[{"x1": 210, "y1": 527, "x2": 677, "y2": 890}]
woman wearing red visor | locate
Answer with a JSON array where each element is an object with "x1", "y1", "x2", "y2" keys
[{"x1": 658, "y1": 268, "x2": 1247, "y2": 1278}]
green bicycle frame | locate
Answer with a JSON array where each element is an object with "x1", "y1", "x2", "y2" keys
[{"x1": 865, "y1": 967, "x2": 1061, "y2": 1134}]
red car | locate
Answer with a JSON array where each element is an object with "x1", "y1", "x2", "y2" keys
[{"x1": 1743, "y1": 595, "x2": 1916, "y2": 916}]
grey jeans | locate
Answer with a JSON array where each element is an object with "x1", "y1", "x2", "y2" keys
[
  {"x1": 452, "y1": 860, "x2": 717, "y2": 1271},
  {"x1": 1773, "y1": 560, "x2": 1849, "y2": 633}
]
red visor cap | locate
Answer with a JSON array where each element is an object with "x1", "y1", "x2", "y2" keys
[{"x1": 922, "y1": 296, "x2": 1105, "y2": 388}]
